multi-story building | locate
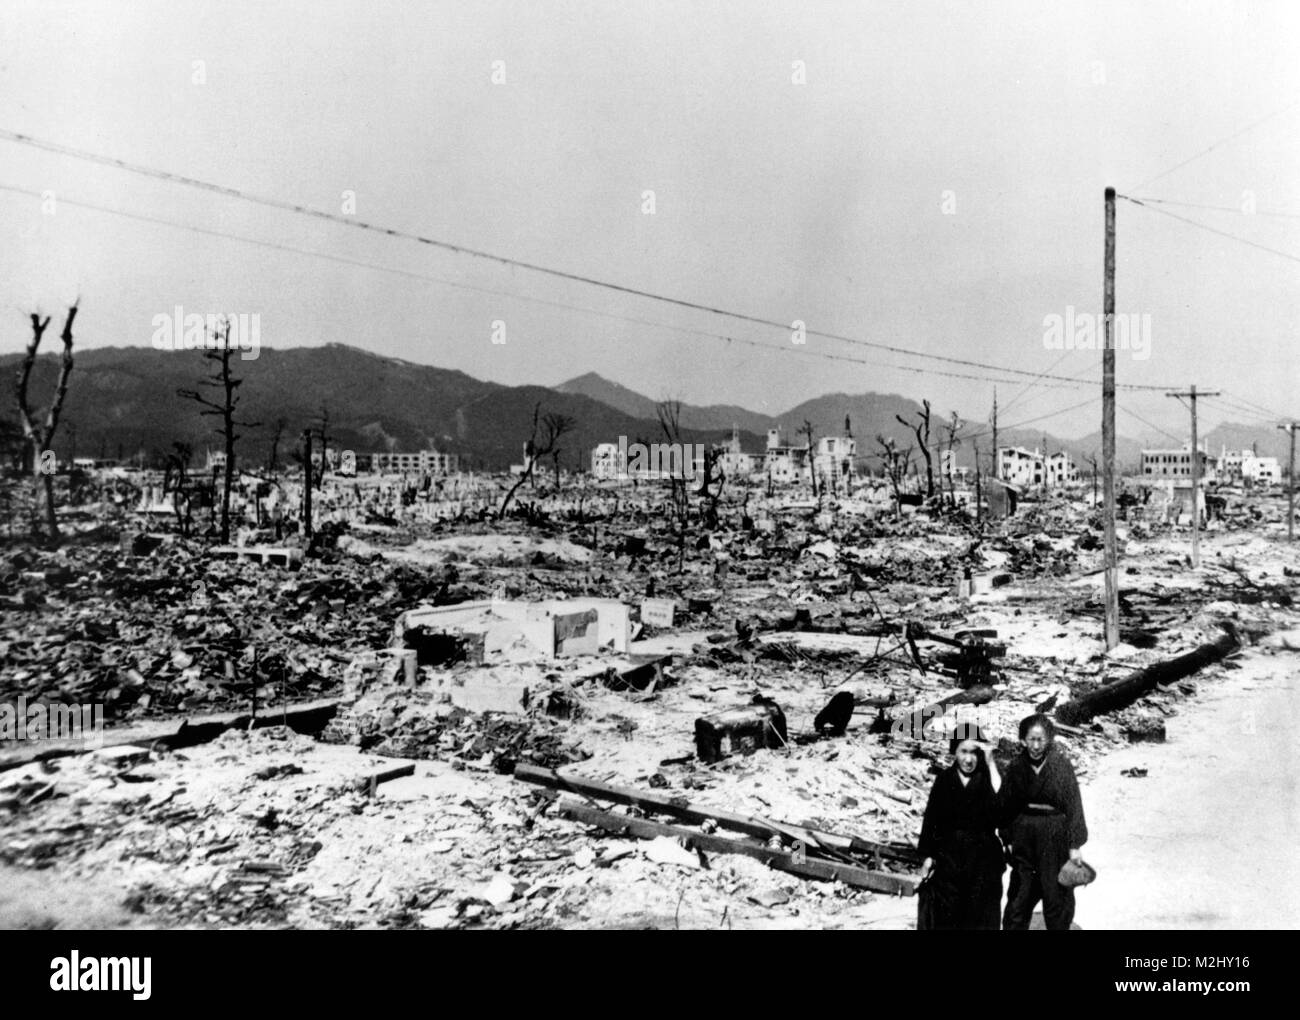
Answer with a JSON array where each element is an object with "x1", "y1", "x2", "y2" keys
[
  {"x1": 1217, "y1": 446, "x2": 1281, "y2": 486},
  {"x1": 811, "y1": 433, "x2": 857, "y2": 490},
  {"x1": 1243, "y1": 453, "x2": 1281, "y2": 485},
  {"x1": 996, "y1": 446, "x2": 1079, "y2": 489},
  {"x1": 762, "y1": 426, "x2": 858, "y2": 487},
  {"x1": 764, "y1": 428, "x2": 810, "y2": 484},
  {"x1": 997, "y1": 447, "x2": 1044, "y2": 487},
  {"x1": 1140, "y1": 443, "x2": 1216, "y2": 482},
  {"x1": 714, "y1": 427, "x2": 760, "y2": 481},
  {"x1": 1046, "y1": 450, "x2": 1078, "y2": 486},
  {"x1": 371, "y1": 449, "x2": 459, "y2": 475},
  {"x1": 1218, "y1": 448, "x2": 1244, "y2": 483}
]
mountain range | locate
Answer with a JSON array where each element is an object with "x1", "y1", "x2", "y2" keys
[{"x1": 0, "y1": 343, "x2": 1287, "y2": 475}]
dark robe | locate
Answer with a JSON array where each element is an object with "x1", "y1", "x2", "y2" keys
[
  {"x1": 998, "y1": 746, "x2": 1088, "y2": 930},
  {"x1": 916, "y1": 762, "x2": 1004, "y2": 930}
]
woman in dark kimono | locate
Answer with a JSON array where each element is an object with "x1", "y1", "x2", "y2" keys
[
  {"x1": 998, "y1": 713, "x2": 1088, "y2": 930},
  {"x1": 916, "y1": 731, "x2": 1005, "y2": 930}
]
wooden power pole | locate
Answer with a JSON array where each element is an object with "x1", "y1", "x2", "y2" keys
[
  {"x1": 991, "y1": 388, "x2": 999, "y2": 480},
  {"x1": 1280, "y1": 421, "x2": 1298, "y2": 542},
  {"x1": 301, "y1": 429, "x2": 314, "y2": 539},
  {"x1": 1166, "y1": 384, "x2": 1220, "y2": 567},
  {"x1": 1102, "y1": 187, "x2": 1119, "y2": 650}
]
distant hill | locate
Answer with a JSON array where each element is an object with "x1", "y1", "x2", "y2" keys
[
  {"x1": 0, "y1": 345, "x2": 755, "y2": 472},
  {"x1": 2, "y1": 345, "x2": 1283, "y2": 476},
  {"x1": 556, "y1": 372, "x2": 773, "y2": 434},
  {"x1": 1203, "y1": 423, "x2": 1290, "y2": 463}
]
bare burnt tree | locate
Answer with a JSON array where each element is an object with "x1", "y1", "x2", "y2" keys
[
  {"x1": 177, "y1": 321, "x2": 260, "y2": 542},
  {"x1": 654, "y1": 399, "x2": 693, "y2": 568},
  {"x1": 267, "y1": 417, "x2": 287, "y2": 474},
  {"x1": 315, "y1": 405, "x2": 330, "y2": 487},
  {"x1": 897, "y1": 399, "x2": 934, "y2": 498},
  {"x1": 877, "y1": 434, "x2": 912, "y2": 518},
  {"x1": 695, "y1": 445, "x2": 725, "y2": 529},
  {"x1": 15, "y1": 303, "x2": 77, "y2": 543},
  {"x1": 164, "y1": 441, "x2": 194, "y2": 536},
  {"x1": 801, "y1": 419, "x2": 818, "y2": 497},
  {"x1": 539, "y1": 412, "x2": 575, "y2": 493},
  {"x1": 498, "y1": 404, "x2": 574, "y2": 518},
  {"x1": 943, "y1": 411, "x2": 963, "y2": 503}
]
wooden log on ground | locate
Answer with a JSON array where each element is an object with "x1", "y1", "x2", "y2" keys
[
  {"x1": 514, "y1": 763, "x2": 919, "y2": 866},
  {"x1": 556, "y1": 798, "x2": 917, "y2": 896},
  {"x1": 0, "y1": 699, "x2": 339, "y2": 772},
  {"x1": 1054, "y1": 626, "x2": 1239, "y2": 727},
  {"x1": 356, "y1": 761, "x2": 416, "y2": 794}
]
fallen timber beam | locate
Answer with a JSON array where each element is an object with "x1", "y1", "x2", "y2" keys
[
  {"x1": 555, "y1": 798, "x2": 918, "y2": 896},
  {"x1": 356, "y1": 761, "x2": 417, "y2": 794},
  {"x1": 514, "y1": 764, "x2": 920, "y2": 867},
  {"x1": 1055, "y1": 626, "x2": 1239, "y2": 727},
  {"x1": 0, "y1": 699, "x2": 339, "y2": 773}
]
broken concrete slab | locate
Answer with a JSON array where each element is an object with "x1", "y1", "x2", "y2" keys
[
  {"x1": 210, "y1": 545, "x2": 304, "y2": 569},
  {"x1": 398, "y1": 598, "x2": 631, "y2": 663}
]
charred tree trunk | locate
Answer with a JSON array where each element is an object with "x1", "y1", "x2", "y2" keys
[{"x1": 14, "y1": 304, "x2": 78, "y2": 544}]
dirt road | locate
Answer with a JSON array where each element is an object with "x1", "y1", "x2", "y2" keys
[{"x1": 1078, "y1": 649, "x2": 1300, "y2": 930}]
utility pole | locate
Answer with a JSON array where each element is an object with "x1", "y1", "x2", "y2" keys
[
  {"x1": 1166, "y1": 384, "x2": 1220, "y2": 567},
  {"x1": 301, "y1": 429, "x2": 314, "y2": 539},
  {"x1": 1280, "y1": 422, "x2": 1298, "y2": 542},
  {"x1": 991, "y1": 388, "x2": 999, "y2": 480},
  {"x1": 1102, "y1": 187, "x2": 1119, "y2": 650},
  {"x1": 1041, "y1": 432, "x2": 1049, "y2": 494}
]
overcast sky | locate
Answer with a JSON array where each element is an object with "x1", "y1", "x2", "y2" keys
[{"x1": 2, "y1": 0, "x2": 1297, "y2": 441}]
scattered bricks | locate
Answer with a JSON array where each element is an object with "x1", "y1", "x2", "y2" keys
[
  {"x1": 342, "y1": 649, "x2": 417, "y2": 701},
  {"x1": 694, "y1": 696, "x2": 788, "y2": 764},
  {"x1": 320, "y1": 650, "x2": 416, "y2": 744}
]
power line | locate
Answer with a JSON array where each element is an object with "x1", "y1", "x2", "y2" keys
[
  {"x1": 1205, "y1": 394, "x2": 1284, "y2": 426},
  {"x1": 1219, "y1": 388, "x2": 1292, "y2": 422},
  {"x1": 1208, "y1": 397, "x2": 1276, "y2": 423},
  {"x1": 0, "y1": 129, "x2": 1176, "y2": 390},
  {"x1": 1117, "y1": 402, "x2": 1182, "y2": 443},
  {"x1": 1130, "y1": 100, "x2": 1300, "y2": 192},
  {"x1": 1001, "y1": 354, "x2": 1102, "y2": 417},
  {"x1": 1129, "y1": 196, "x2": 1300, "y2": 219},
  {"x1": 0, "y1": 183, "x2": 1106, "y2": 392},
  {"x1": 1118, "y1": 194, "x2": 1300, "y2": 265}
]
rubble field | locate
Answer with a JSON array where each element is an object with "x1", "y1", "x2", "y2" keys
[{"x1": 3, "y1": 485, "x2": 1299, "y2": 929}]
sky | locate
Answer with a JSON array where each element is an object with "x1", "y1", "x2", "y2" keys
[{"x1": 1, "y1": 0, "x2": 1298, "y2": 442}]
